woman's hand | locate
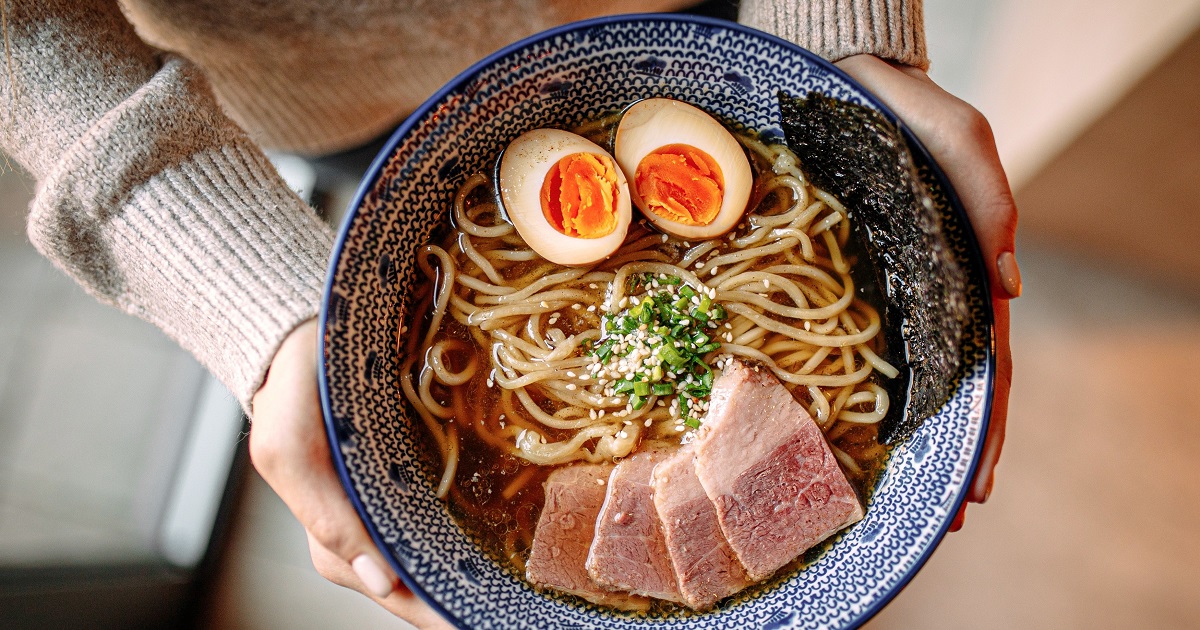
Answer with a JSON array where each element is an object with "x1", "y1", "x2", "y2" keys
[
  {"x1": 249, "y1": 318, "x2": 452, "y2": 629},
  {"x1": 835, "y1": 55, "x2": 1019, "y2": 530}
]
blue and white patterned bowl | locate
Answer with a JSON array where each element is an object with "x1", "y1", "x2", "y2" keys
[{"x1": 320, "y1": 14, "x2": 993, "y2": 630}]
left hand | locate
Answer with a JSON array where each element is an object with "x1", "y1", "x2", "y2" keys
[
  {"x1": 834, "y1": 55, "x2": 1019, "y2": 531},
  {"x1": 249, "y1": 318, "x2": 453, "y2": 629}
]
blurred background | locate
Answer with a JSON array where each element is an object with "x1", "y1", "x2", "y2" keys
[{"x1": 2, "y1": 0, "x2": 1199, "y2": 627}]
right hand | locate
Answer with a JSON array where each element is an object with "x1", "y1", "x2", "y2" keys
[{"x1": 249, "y1": 318, "x2": 454, "y2": 629}]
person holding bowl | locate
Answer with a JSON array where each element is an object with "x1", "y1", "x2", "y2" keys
[{"x1": 1, "y1": 1, "x2": 1017, "y2": 627}]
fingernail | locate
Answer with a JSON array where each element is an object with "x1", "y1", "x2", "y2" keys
[
  {"x1": 997, "y1": 251, "x2": 1022, "y2": 298},
  {"x1": 352, "y1": 554, "x2": 395, "y2": 598}
]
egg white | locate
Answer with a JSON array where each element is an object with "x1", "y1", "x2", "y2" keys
[
  {"x1": 614, "y1": 98, "x2": 752, "y2": 240},
  {"x1": 498, "y1": 129, "x2": 632, "y2": 266}
]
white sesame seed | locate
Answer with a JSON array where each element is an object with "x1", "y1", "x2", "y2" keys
[
  {"x1": 710, "y1": 267, "x2": 719, "y2": 275},
  {"x1": 763, "y1": 279, "x2": 770, "y2": 289},
  {"x1": 589, "y1": 408, "x2": 598, "y2": 419},
  {"x1": 572, "y1": 303, "x2": 582, "y2": 310},
  {"x1": 645, "y1": 419, "x2": 653, "y2": 426},
  {"x1": 661, "y1": 234, "x2": 669, "y2": 242},
  {"x1": 695, "y1": 261, "x2": 705, "y2": 269},
  {"x1": 587, "y1": 305, "x2": 596, "y2": 312},
  {"x1": 566, "y1": 383, "x2": 577, "y2": 391},
  {"x1": 618, "y1": 297, "x2": 628, "y2": 308},
  {"x1": 618, "y1": 431, "x2": 628, "y2": 439},
  {"x1": 804, "y1": 320, "x2": 812, "y2": 331},
  {"x1": 597, "y1": 478, "x2": 605, "y2": 485},
  {"x1": 589, "y1": 283, "x2": 598, "y2": 289}
]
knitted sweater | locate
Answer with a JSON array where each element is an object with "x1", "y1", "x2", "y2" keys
[{"x1": 1, "y1": 0, "x2": 925, "y2": 408}]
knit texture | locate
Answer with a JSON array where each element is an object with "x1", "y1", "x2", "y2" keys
[
  {"x1": 3, "y1": 0, "x2": 924, "y2": 408},
  {"x1": 6, "y1": 1, "x2": 332, "y2": 407},
  {"x1": 739, "y1": 0, "x2": 928, "y2": 70}
]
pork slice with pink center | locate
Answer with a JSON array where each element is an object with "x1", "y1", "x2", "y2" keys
[
  {"x1": 693, "y1": 359, "x2": 864, "y2": 581},
  {"x1": 526, "y1": 462, "x2": 647, "y2": 608},
  {"x1": 586, "y1": 449, "x2": 683, "y2": 602},
  {"x1": 651, "y1": 446, "x2": 753, "y2": 610}
]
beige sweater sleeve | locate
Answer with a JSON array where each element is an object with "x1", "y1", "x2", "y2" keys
[
  {"x1": 739, "y1": 0, "x2": 929, "y2": 71},
  {"x1": 2, "y1": 0, "x2": 332, "y2": 408}
]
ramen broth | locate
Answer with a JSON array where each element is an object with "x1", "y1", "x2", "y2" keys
[{"x1": 399, "y1": 111, "x2": 895, "y2": 603}]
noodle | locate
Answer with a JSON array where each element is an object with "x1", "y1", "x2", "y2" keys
[{"x1": 399, "y1": 132, "x2": 898, "y2": 501}]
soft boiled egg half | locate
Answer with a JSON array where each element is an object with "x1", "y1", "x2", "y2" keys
[
  {"x1": 498, "y1": 129, "x2": 632, "y2": 266},
  {"x1": 614, "y1": 98, "x2": 752, "y2": 240}
]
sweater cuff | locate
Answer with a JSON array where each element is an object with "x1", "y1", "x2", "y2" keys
[
  {"x1": 739, "y1": 0, "x2": 929, "y2": 71},
  {"x1": 26, "y1": 57, "x2": 333, "y2": 408}
]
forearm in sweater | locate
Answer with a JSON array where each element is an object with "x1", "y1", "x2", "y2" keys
[
  {"x1": 739, "y1": 0, "x2": 928, "y2": 70},
  {"x1": 1, "y1": 0, "x2": 332, "y2": 407}
]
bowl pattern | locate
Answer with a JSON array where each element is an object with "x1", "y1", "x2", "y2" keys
[{"x1": 320, "y1": 14, "x2": 993, "y2": 630}]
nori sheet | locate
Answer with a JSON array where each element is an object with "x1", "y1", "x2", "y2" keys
[{"x1": 778, "y1": 91, "x2": 969, "y2": 444}]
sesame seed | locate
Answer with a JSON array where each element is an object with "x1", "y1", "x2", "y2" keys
[
  {"x1": 695, "y1": 261, "x2": 705, "y2": 269},
  {"x1": 763, "y1": 279, "x2": 770, "y2": 288},
  {"x1": 539, "y1": 301, "x2": 548, "y2": 308},
  {"x1": 587, "y1": 305, "x2": 596, "y2": 312},
  {"x1": 589, "y1": 283, "x2": 598, "y2": 289},
  {"x1": 596, "y1": 478, "x2": 605, "y2": 485},
  {"x1": 572, "y1": 303, "x2": 582, "y2": 310},
  {"x1": 618, "y1": 431, "x2": 628, "y2": 439},
  {"x1": 804, "y1": 320, "x2": 812, "y2": 331},
  {"x1": 566, "y1": 383, "x2": 577, "y2": 391},
  {"x1": 710, "y1": 267, "x2": 719, "y2": 275}
]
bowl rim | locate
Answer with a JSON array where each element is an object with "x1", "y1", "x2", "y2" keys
[{"x1": 318, "y1": 12, "x2": 996, "y2": 629}]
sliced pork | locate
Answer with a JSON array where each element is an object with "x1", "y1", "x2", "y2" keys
[
  {"x1": 526, "y1": 462, "x2": 641, "y2": 607},
  {"x1": 586, "y1": 450, "x2": 682, "y2": 602},
  {"x1": 693, "y1": 359, "x2": 864, "y2": 581},
  {"x1": 651, "y1": 446, "x2": 753, "y2": 610}
]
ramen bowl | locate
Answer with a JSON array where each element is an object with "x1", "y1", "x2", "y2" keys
[{"x1": 319, "y1": 14, "x2": 994, "y2": 629}]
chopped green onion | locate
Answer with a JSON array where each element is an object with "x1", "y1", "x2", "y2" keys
[
  {"x1": 633, "y1": 382, "x2": 651, "y2": 396},
  {"x1": 659, "y1": 344, "x2": 689, "y2": 369},
  {"x1": 630, "y1": 393, "x2": 645, "y2": 410},
  {"x1": 652, "y1": 383, "x2": 674, "y2": 396}
]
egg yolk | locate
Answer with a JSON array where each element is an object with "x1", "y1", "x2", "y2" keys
[
  {"x1": 539, "y1": 153, "x2": 620, "y2": 239},
  {"x1": 634, "y1": 144, "x2": 724, "y2": 226}
]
